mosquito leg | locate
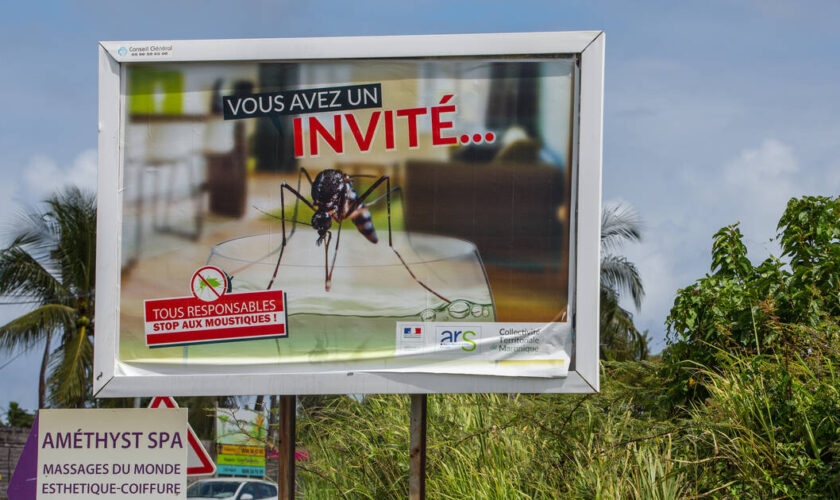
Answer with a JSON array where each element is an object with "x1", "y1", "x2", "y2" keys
[
  {"x1": 351, "y1": 175, "x2": 388, "y2": 212},
  {"x1": 253, "y1": 207, "x2": 314, "y2": 227},
  {"x1": 290, "y1": 167, "x2": 314, "y2": 238},
  {"x1": 324, "y1": 190, "x2": 347, "y2": 292},
  {"x1": 391, "y1": 245, "x2": 451, "y2": 304},
  {"x1": 247, "y1": 169, "x2": 314, "y2": 277},
  {"x1": 363, "y1": 186, "x2": 400, "y2": 209},
  {"x1": 358, "y1": 185, "x2": 418, "y2": 248},
  {"x1": 267, "y1": 186, "x2": 290, "y2": 291},
  {"x1": 302, "y1": 167, "x2": 315, "y2": 186},
  {"x1": 326, "y1": 215, "x2": 343, "y2": 291},
  {"x1": 267, "y1": 183, "x2": 316, "y2": 290},
  {"x1": 323, "y1": 231, "x2": 332, "y2": 291},
  {"x1": 354, "y1": 176, "x2": 451, "y2": 304}
]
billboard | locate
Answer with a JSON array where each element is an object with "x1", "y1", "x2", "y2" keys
[{"x1": 95, "y1": 32, "x2": 604, "y2": 396}]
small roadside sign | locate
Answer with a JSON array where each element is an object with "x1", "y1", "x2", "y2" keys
[
  {"x1": 217, "y1": 444, "x2": 263, "y2": 456},
  {"x1": 216, "y1": 408, "x2": 266, "y2": 478},
  {"x1": 26, "y1": 408, "x2": 187, "y2": 500}
]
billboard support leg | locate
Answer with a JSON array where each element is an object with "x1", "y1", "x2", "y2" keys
[
  {"x1": 409, "y1": 393, "x2": 427, "y2": 500},
  {"x1": 277, "y1": 395, "x2": 296, "y2": 500}
]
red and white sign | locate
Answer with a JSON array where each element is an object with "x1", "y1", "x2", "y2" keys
[
  {"x1": 144, "y1": 267, "x2": 288, "y2": 348},
  {"x1": 148, "y1": 397, "x2": 216, "y2": 476}
]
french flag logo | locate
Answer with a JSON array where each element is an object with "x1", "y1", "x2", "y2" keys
[{"x1": 403, "y1": 326, "x2": 423, "y2": 337}]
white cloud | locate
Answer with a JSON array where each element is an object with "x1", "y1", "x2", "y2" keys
[
  {"x1": 615, "y1": 138, "x2": 818, "y2": 351},
  {"x1": 719, "y1": 139, "x2": 805, "y2": 259},
  {"x1": 22, "y1": 149, "x2": 97, "y2": 199},
  {"x1": 724, "y1": 138, "x2": 798, "y2": 181}
]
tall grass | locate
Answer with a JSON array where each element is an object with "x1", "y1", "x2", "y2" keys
[
  {"x1": 681, "y1": 331, "x2": 840, "y2": 497},
  {"x1": 293, "y1": 332, "x2": 840, "y2": 498},
  {"x1": 295, "y1": 363, "x2": 689, "y2": 498}
]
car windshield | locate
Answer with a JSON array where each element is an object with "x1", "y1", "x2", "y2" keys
[{"x1": 187, "y1": 481, "x2": 241, "y2": 498}]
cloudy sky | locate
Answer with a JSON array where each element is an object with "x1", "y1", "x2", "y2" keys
[{"x1": 1, "y1": 1, "x2": 839, "y2": 412}]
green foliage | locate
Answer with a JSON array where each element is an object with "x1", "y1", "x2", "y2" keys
[
  {"x1": 777, "y1": 196, "x2": 840, "y2": 324},
  {"x1": 179, "y1": 396, "x2": 236, "y2": 440},
  {"x1": 665, "y1": 195, "x2": 840, "y2": 402},
  {"x1": 650, "y1": 194, "x2": 840, "y2": 496},
  {"x1": 5, "y1": 401, "x2": 35, "y2": 427},
  {"x1": 681, "y1": 324, "x2": 840, "y2": 497},
  {"x1": 601, "y1": 288, "x2": 651, "y2": 362},
  {"x1": 0, "y1": 187, "x2": 97, "y2": 408}
]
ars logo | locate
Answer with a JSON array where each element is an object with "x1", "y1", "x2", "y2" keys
[{"x1": 436, "y1": 326, "x2": 480, "y2": 352}]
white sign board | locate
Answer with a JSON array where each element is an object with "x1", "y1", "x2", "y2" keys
[
  {"x1": 94, "y1": 32, "x2": 604, "y2": 396},
  {"x1": 37, "y1": 409, "x2": 187, "y2": 499}
]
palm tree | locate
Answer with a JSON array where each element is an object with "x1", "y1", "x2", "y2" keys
[
  {"x1": 0, "y1": 187, "x2": 96, "y2": 408},
  {"x1": 600, "y1": 203, "x2": 647, "y2": 361}
]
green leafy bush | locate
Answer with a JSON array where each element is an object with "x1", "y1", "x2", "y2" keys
[{"x1": 665, "y1": 195, "x2": 840, "y2": 404}]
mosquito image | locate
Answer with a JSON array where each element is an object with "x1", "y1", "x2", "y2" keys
[{"x1": 262, "y1": 167, "x2": 451, "y2": 304}]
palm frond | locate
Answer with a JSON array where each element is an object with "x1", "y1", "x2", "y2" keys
[
  {"x1": 600, "y1": 289, "x2": 640, "y2": 360},
  {"x1": 48, "y1": 325, "x2": 93, "y2": 408},
  {"x1": 0, "y1": 246, "x2": 66, "y2": 299},
  {"x1": 601, "y1": 203, "x2": 642, "y2": 252},
  {"x1": 599, "y1": 202, "x2": 646, "y2": 360},
  {"x1": 48, "y1": 188, "x2": 97, "y2": 292},
  {"x1": 601, "y1": 254, "x2": 645, "y2": 311},
  {"x1": 600, "y1": 288, "x2": 648, "y2": 361},
  {"x1": 5, "y1": 204, "x2": 62, "y2": 264},
  {"x1": 0, "y1": 304, "x2": 74, "y2": 350}
]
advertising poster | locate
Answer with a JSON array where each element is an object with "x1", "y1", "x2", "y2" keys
[
  {"x1": 96, "y1": 33, "x2": 605, "y2": 395},
  {"x1": 215, "y1": 408, "x2": 267, "y2": 477}
]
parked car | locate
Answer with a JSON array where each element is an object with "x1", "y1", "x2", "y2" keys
[{"x1": 186, "y1": 478, "x2": 278, "y2": 500}]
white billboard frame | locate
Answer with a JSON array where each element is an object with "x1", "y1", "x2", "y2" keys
[{"x1": 94, "y1": 31, "x2": 604, "y2": 397}]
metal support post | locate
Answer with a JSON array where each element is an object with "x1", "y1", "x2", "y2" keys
[
  {"x1": 277, "y1": 395, "x2": 296, "y2": 500},
  {"x1": 409, "y1": 394, "x2": 427, "y2": 500}
]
